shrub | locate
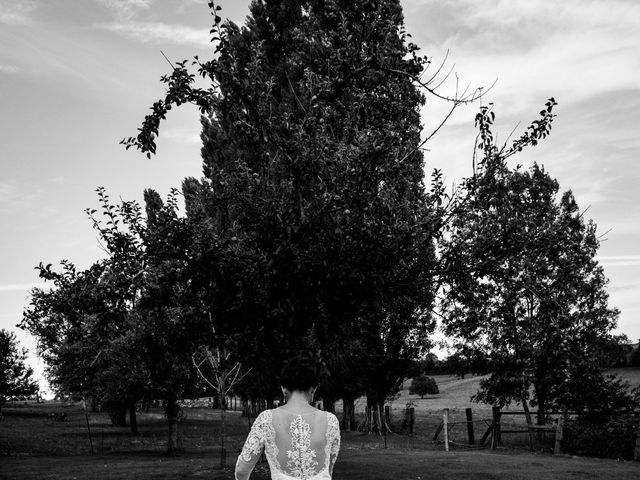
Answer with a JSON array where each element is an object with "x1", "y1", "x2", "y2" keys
[
  {"x1": 562, "y1": 413, "x2": 639, "y2": 459},
  {"x1": 629, "y1": 342, "x2": 640, "y2": 367},
  {"x1": 409, "y1": 375, "x2": 439, "y2": 398},
  {"x1": 561, "y1": 378, "x2": 640, "y2": 460}
]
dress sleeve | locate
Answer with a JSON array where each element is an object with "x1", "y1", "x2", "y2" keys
[
  {"x1": 327, "y1": 413, "x2": 341, "y2": 476},
  {"x1": 235, "y1": 410, "x2": 269, "y2": 480}
]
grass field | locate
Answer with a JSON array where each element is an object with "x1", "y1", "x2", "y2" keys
[
  {"x1": 3, "y1": 448, "x2": 640, "y2": 480},
  {"x1": 1, "y1": 368, "x2": 639, "y2": 479}
]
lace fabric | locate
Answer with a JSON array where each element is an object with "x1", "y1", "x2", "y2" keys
[{"x1": 235, "y1": 408, "x2": 341, "y2": 480}]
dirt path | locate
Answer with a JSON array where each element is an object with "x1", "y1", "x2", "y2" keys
[{"x1": 2, "y1": 448, "x2": 639, "y2": 480}]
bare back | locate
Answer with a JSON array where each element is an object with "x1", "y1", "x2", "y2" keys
[{"x1": 235, "y1": 408, "x2": 340, "y2": 480}]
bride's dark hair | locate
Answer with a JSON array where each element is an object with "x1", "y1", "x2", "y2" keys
[{"x1": 280, "y1": 355, "x2": 320, "y2": 391}]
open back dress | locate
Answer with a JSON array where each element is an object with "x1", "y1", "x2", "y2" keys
[{"x1": 235, "y1": 408, "x2": 341, "y2": 480}]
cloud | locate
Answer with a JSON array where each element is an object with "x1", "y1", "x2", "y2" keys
[
  {"x1": 0, "y1": 181, "x2": 17, "y2": 202},
  {"x1": 164, "y1": 127, "x2": 201, "y2": 145},
  {"x1": 0, "y1": 65, "x2": 20, "y2": 74},
  {"x1": 95, "y1": 0, "x2": 153, "y2": 21},
  {"x1": 0, "y1": 0, "x2": 36, "y2": 25},
  {"x1": 403, "y1": 0, "x2": 640, "y2": 113},
  {"x1": 95, "y1": 20, "x2": 210, "y2": 46},
  {"x1": 609, "y1": 279, "x2": 640, "y2": 292},
  {"x1": 48, "y1": 176, "x2": 66, "y2": 185},
  {"x1": 0, "y1": 283, "x2": 49, "y2": 292},
  {"x1": 0, "y1": 180, "x2": 43, "y2": 214},
  {"x1": 599, "y1": 255, "x2": 640, "y2": 268}
]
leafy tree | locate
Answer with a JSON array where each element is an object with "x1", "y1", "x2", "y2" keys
[
  {"x1": 22, "y1": 188, "x2": 206, "y2": 449},
  {"x1": 407, "y1": 353, "x2": 443, "y2": 376},
  {"x1": 601, "y1": 333, "x2": 631, "y2": 368},
  {"x1": 441, "y1": 101, "x2": 623, "y2": 426},
  {"x1": 628, "y1": 340, "x2": 640, "y2": 367},
  {"x1": 409, "y1": 374, "x2": 439, "y2": 398},
  {"x1": 22, "y1": 259, "x2": 146, "y2": 430},
  {"x1": 123, "y1": 0, "x2": 478, "y2": 434},
  {"x1": 0, "y1": 329, "x2": 38, "y2": 414},
  {"x1": 89, "y1": 187, "x2": 207, "y2": 453},
  {"x1": 21, "y1": 189, "x2": 151, "y2": 433}
]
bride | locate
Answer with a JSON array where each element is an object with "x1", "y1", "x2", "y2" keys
[{"x1": 235, "y1": 357, "x2": 341, "y2": 480}]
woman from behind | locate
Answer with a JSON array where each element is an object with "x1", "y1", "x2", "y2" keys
[{"x1": 235, "y1": 356, "x2": 341, "y2": 480}]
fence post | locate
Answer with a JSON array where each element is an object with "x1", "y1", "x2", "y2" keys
[
  {"x1": 465, "y1": 408, "x2": 475, "y2": 445},
  {"x1": 479, "y1": 422, "x2": 493, "y2": 446},
  {"x1": 633, "y1": 423, "x2": 640, "y2": 461},
  {"x1": 443, "y1": 408, "x2": 449, "y2": 452},
  {"x1": 409, "y1": 407, "x2": 415, "y2": 435},
  {"x1": 433, "y1": 420, "x2": 444, "y2": 442},
  {"x1": 491, "y1": 406, "x2": 501, "y2": 449},
  {"x1": 554, "y1": 415, "x2": 564, "y2": 454}
]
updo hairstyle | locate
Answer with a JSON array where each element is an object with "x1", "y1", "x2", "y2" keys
[{"x1": 280, "y1": 355, "x2": 320, "y2": 392}]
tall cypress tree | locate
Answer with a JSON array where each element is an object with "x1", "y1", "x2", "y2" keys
[{"x1": 125, "y1": 0, "x2": 444, "y2": 432}]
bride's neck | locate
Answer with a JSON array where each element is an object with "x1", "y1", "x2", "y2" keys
[{"x1": 286, "y1": 391, "x2": 312, "y2": 406}]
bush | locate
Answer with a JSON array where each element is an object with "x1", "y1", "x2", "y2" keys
[
  {"x1": 562, "y1": 413, "x2": 639, "y2": 459},
  {"x1": 409, "y1": 375, "x2": 439, "y2": 398},
  {"x1": 629, "y1": 342, "x2": 640, "y2": 367}
]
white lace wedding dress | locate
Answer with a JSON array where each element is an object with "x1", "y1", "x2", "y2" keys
[{"x1": 235, "y1": 408, "x2": 341, "y2": 480}]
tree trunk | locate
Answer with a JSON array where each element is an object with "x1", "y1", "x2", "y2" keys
[
  {"x1": 324, "y1": 400, "x2": 335, "y2": 414},
  {"x1": 105, "y1": 399, "x2": 127, "y2": 427},
  {"x1": 127, "y1": 399, "x2": 139, "y2": 435},
  {"x1": 521, "y1": 398, "x2": 534, "y2": 451},
  {"x1": 341, "y1": 397, "x2": 356, "y2": 431},
  {"x1": 365, "y1": 397, "x2": 388, "y2": 434},
  {"x1": 535, "y1": 394, "x2": 547, "y2": 442},
  {"x1": 220, "y1": 403, "x2": 227, "y2": 467},
  {"x1": 165, "y1": 396, "x2": 183, "y2": 455}
]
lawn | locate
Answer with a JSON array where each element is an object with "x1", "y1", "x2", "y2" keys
[
  {"x1": 1, "y1": 369, "x2": 639, "y2": 479},
  {"x1": 3, "y1": 440, "x2": 640, "y2": 480}
]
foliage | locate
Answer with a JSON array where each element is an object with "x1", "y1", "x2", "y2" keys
[
  {"x1": 22, "y1": 187, "x2": 207, "y2": 449},
  {"x1": 440, "y1": 101, "x2": 623, "y2": 421},
  {"x1": 24, "y1": 0, "x2": 492, "y2": 443},
  {"x1": 563, "y1": 410, "x2": 640, "y2": 460},
  {"x1": 0, "y1": 329, "x2": 38, "y2": 413},
  {"x1": 629, "y1": 340, "x2": 640, "y2": 367},
  {"x1": 406, "y1": 353, "x2": 441, "y2": 376},
  {"x1": 408, "y1": 374, "x2": 439, "y2": 398},
  {"x1": 562, "y1": 375, "x2": 640, "y2": 460},
  {"x1": 601, "y1": 334, "x2": 632, "y2": 368},
  {"x1": 21, "y1": 190, "x2": 152, "y2": 430},
  {"x1": 120, "y1": 0, "x2": 480, "y2": 433}
]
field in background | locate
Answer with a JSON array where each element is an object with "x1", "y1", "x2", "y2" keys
[
  {"x1": 2, "y1": 367, "x2": 639, "y2": 479},
  {"x1": 338, "y1": 367, "x2": 640, "y2": 450},
  {"x1": 2, "y1": 400, "x2": 640, "y2": 480}
]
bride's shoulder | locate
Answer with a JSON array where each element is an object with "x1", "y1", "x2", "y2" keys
[
  {"x1": 255, "y1": 409, "x2": 273, "y2": 422},
  {"x1": 325, "y1": 411, "x2": 339, "y2": 424}
]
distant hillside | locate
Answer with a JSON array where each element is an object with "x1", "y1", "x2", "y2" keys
[{"x1": 389, "y1": 367, "x2": 640, "y2": 414}]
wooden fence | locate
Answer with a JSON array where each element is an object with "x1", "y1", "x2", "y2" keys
[
  {"x1": 430, "y1": 406, "x2": 640, "y2": 460},
  {"x1": 184, "y1": 398, "x2": 640, "y2": 461},
  {"x1": 432, "y1": 407, "x2": 567, "y2": 452}
]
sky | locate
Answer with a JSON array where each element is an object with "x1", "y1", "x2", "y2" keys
[{"x1": 1, "y1": 0, "x2": 639, "y2": 393}]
